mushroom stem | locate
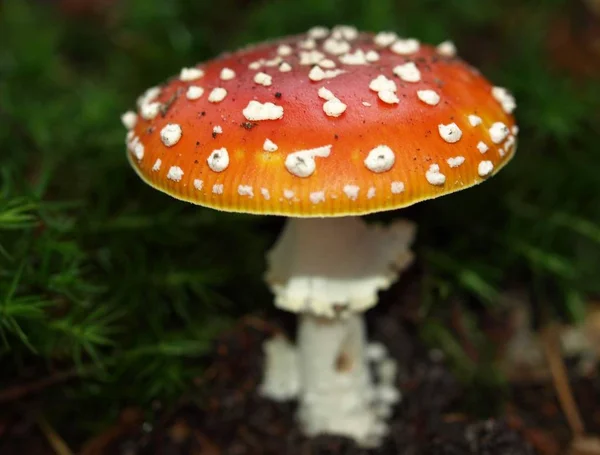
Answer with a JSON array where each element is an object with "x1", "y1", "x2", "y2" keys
[
  {"x1": 263, "y1": 216, "x2": 416, "y2": 447},
  {"x1": 297, "y1": 312, "x2": 385, "y2": 446}
]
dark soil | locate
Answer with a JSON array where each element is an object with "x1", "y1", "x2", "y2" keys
[{"x1": 2, "y1": 284, "x2": 600, "y2": 454}]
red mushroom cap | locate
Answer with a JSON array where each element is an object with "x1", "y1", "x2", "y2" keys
[{"x1": 123, "y1": 26, "x2": 518, "y2": 217}]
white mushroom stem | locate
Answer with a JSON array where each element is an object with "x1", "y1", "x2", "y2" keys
[{"x1": 262, "y1": 216, "x2": 416, "y2": 447}]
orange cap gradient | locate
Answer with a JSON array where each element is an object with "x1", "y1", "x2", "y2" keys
[{"x1": 123, "y1": 27, "x2": 517, "y2": 217}]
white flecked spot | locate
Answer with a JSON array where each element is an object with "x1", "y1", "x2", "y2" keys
[
  {"x1": 180, "y1": 67, "x2": 204, "y2": 81},
  {"x1": 193, "y1": 179, "x2": 203, "y2": 190},
  {"x1": 300, "y1": 50, "x2": 325, "y2": 66},
  {"x1": 367, "y1": 187, "x2": 376, "y2": 199},
  {"x1": 207, "y1": 147, "x2": 229, "y2": 172},
  {"x1": 491, "y1": 86, "x2": 516, "y2": 114},
  {"x1": 339, "y1": 49, "x2": 369, "y2": 65},
  {"x1": 378, "y1": 90, "x2": 399, "y2": 104},
  {"x1": 393, "y1": 62, "x2": 421, "y2": 82},
  {"x1": 299, "y1": 38, "x2": 317, "y2": 50},
  {"x1": 477, "y1": 141, "x2": 489, "y2": 153},
  {"x1": 212, "y1": 184, "x2": 224, "y2": 194},
  {"x1": 213, "y1": 125, "x2": 223, "y2": 135},
  {"x1": 261, "y1": 188, "x2": 271, "y2": 200},
  {"x1": 249, "y1": 60, "x2": 262, "y2": 70},
  {"x1": 332, "y1": 25, "x2": 358, "y2": 41},
  {"x1": 238, "y1": 185, "x2": 254, "y2": 198},
  {"x1": 279, "y1": 62, "x2": 292, "y2": 72},
  {"x1": 343, "y1": 185, "x2": 359, "y2": 200},
  {"x1": 160, "y1": 123, "x2": 182, "y2": 147},
  {"x1": 167, "y1": 166, "x2": 184, "y2": 181},
  {"x1": 308, "y1": 66, "x2": 326, "y2": 81},
  {"x1": 366, "y1": 50, "x2": 380, "y2": 62},
  {"x1": 468, "y1": 114, "x2": 482, "y2": 126},
  {"x1": 133, "y1": 142, "x2": 144, "y2": 160},
  {"x1": 220, "y1": 68, "x2": 236, "y2": 80},
  {"x1": 369, "y1": 74, "x2": 397, "y2": 93},
  {"x1": 309, "y1": 191, "x2": 325, "y2": 204},
  {"x1": 319, "y1": 59, "x2": 336, "y2": 69},
  {"x1": 208, "y1": 88, "x2": 227, "y2": 103},
  {"x1": 136, "y1": 86, "x2": 160, "y2": 108},
  {"x1": 263, "y1": 139, "x2": 278, "y2": 152},
  {"x1": 308, "y1": 26, "x2": 329, "y2": 39},
  {"x1": 512, "y1": 125, "x2": 519, "y2": 135},
  {"x1": 243, "y1": 100, "x2": 284, "y2": 121},
  {"x1": 121, "y1": 111, "x2": 137, "y2": 129},
  {"x1": 254, "y1": 72, "x2": 273, "y2": 86},
  {"x1": 438, "y1": 123, "x2": 463, "y2": 143},
  {"x1": 323, "y1": 38, "x2": 351, "y2": 55},
  {"x1": 374, "y1": 31, "x2": 398, "y2": 47},
  {"x1": 152, "y1": 159, "x2": 161, "y2": 171},
  {"x1": 277, "y1": 44, "x2": 293, "y2": 56},
  {"x1": 504, "y1": 135, "x2": 516, "y2": 151},
  {"x1": 318, "y1": 87, "x2": 335, "y2": 100},
  {"x1": 478, "y1": 160, "x2": 494, "y2": 177},
  {"x1": 436, "y1": 40, "x2": 457, "y2": 57},
  {"x1": 391, "y1": 38, "x2": 420, "y2": 55},
  {"x1": 447, "y1": 156, "x2": 465, "y2": 167},
  {"x1": 323, "y1": 98, "x2": 347, "y2": 117},
  {"x1": 426, "y1": 164, "x2": 446, "y2": 185},
  {"x1": 364, "y1": 145, "x2": 395, "y2": 173},
  {"x1": 489, "y1": 122, "x2": 509, "y2": 144},
  {"x1": 417, "y1": 89, "x2": 440, "y2": 106},
  {"x1": 283, "y1": 189, "x2": 295, "y2": 199},
  {"x1": 285, "y1": 145, "x2": 331, "y2": 177},
  {"x1": 140, "y1": 102, "x2": 161, "y2": 120},
  {"x1": 391, "y1": 181, "x2": 405, "y2": 194},
  {"x1": 186, "y1": 86, "x2": 204, "y2": 100}
]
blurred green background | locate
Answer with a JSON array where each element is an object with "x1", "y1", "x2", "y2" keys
[{"x1": 1, "y1": 0, "x2": 599, "y2": 444}]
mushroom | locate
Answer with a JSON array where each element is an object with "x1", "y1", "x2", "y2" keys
[{"x1": 122, "y1": 26, "x2": 518, "y2": 447}]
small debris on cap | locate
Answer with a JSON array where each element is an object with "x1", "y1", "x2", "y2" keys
[
  {"x1": 160, "y1": 123, "x2": 182, "y2": 147},
  {"x1": 213, "y1": 125, "x2": 223, "y2": 135},
  {"x1": 438, "y1": 123, "x2": 462, "y2": 143}
]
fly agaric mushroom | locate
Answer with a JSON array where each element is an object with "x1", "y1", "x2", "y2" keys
[{"x1": 123, "y1": 25, "x2": 517, "y2": 447}]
